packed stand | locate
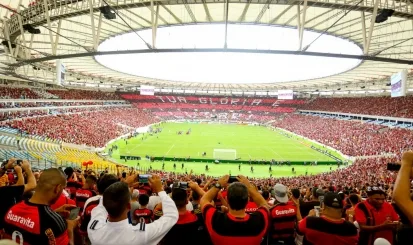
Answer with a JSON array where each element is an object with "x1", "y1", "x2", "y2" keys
[
  {"x1": 47, "y1": 89, "x2": 122, "y2": 100},
  {"x1": 6, "y1": 108, "x2": 158, "y2": 147},
  {"x1": 301, "y1": 96, "x2": 413, "y2": 119},
  {"x1": 2, "y1": 152, "x2": 413, "y2": 245},
  {"x1": 273, "y1": 114, "x2": 413, "y2": 157},
  {"x1": 0, "y1": 87, "x2": 39, "y2": 99}
]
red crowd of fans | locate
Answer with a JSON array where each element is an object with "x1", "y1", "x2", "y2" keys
[
  {"x1": 301, "y1": 96, "x2": 413, "y2": 119},
  {"x1": 273, "y1": 114, "x2": 413, "y2": 157},
  {"x1": 6, "y1": 108, "x2": 159, "y2": 147},
  {"x1": 47, "y1": 89, "x2": 122, "y2": 100},
  {"x1": 0, "y1": 87, "x2": 39, "y2": 99}
]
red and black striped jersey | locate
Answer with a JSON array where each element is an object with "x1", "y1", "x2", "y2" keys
[
  {"x1": 268, "y1": 202, "x2": 297, "y2": 242},
  {"x1": 202, "y1": 204, "x2": 269, "y2": 245},
  {"x1": 3, "y1": 200, "x2": 69, "y2": 245},
  {"x1": 75, "y1": 188, "x2": 96, "y2": 210},
  {"x1": 80, "y1": 197, "x2": 100, "y2": 232},
  {"x1": 134, "y1": 208, "x2": 153, "y2": 224}
]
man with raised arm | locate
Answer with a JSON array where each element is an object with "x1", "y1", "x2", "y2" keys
[
  {"x1": 200, "y1": 175, "x2": 269, "y2": 245},
  {"x1": 87, "y1": 174, "x2": 178, "y2": 245}
]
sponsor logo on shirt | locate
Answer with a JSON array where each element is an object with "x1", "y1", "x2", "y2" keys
[
  {"x1": 76, "y1": 192, "x2": 91, "y2": 198},
  {"x1": 275, "y1": 208, "x2": 295, "y2": 216},
  {"x1": 6, "y1": 211, "x2": 35, "y2": 229}
]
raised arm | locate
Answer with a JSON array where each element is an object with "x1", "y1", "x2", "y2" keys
[
  {"x1": 393, "y1": 151, "x2": 413, "y2": 224},
  {"x1": 200, "y1": 175, "x2": 229, "y2": 209},
  {"x1": 237, "y1": 175, "x2": 269, "y2": 210},
  {"x1": 21, "y1": 160, "x2": 36, "y2": 193},
  {"x1": 143, "y1": 175, "x2": 179, "y2": 245}
]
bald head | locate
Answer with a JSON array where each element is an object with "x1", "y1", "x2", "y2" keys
[{"x1": 36, "y1": 168, "x2": 66, "y2": 192}]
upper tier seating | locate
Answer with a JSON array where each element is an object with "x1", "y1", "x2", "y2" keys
[
  {"x1": 48, "y1": 89, "x2": 122, "y2": 100},
  {"x1": 301, "y1": 96, "x2": 413, "y2": 119},
  {"x1": 273, "y1": 114, "x2": 413, "y2": 157}
]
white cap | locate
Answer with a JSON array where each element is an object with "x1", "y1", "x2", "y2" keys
[
  {"x1": 131, "y1": 189, "x2": 139, "y2": 198},
  {"x1": 374, "y1": 238, "x2": 391, "y2": 245}
]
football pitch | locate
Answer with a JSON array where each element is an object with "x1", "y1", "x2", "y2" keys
[{"x1": 106, "y1": 123, "x2": 346, "y2": 178}]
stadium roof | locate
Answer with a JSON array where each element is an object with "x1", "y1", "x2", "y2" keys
[{"x1": 0, "y1": 0, "x2": 412, "y2": 92}]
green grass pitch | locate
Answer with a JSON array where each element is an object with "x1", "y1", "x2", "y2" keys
[{"x1": 105, "y1": 123, "x2": 346, "y2": 178}]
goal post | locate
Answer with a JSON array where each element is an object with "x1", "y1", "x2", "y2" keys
[{"x1": 213, "y1": 149, "x2": 237, "y2": 160}]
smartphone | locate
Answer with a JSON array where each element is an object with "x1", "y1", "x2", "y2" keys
[
  {"x1": 68, "y1": 207, "x2": 80, "y2": 220},
  {"x1": 139, "y1": 174, "x2": 151, "y2": 184},
  {"x1": 314, "y1": 206, "x2": 321, "y2": 217},
  {"x1": 387, "y1": 163, "x2": 400, "y2": 171},
  {"x1": 228, "y1": 176, "x2": 238, "y2": 183}
]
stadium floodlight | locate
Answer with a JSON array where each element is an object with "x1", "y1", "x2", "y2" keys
[{"x1": 213, "y1": 149, "x2": 237, "y2": 160}]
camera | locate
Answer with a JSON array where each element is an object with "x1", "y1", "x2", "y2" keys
[
  {"x1": 138, "y1": 174, "x2": 151, "y2": 184},
  {"x1": 1, "y1": 159, "x2": 22, "y2": 170},
  {"x1": 173, "y1": 182, "x2": 188, "y2": 190},
  {"x1": 387, "y1": 163, "x2": 401, "y2": 171},
  {"x1": 228, "y1": 176, "x2": 239, "y2": 183}
]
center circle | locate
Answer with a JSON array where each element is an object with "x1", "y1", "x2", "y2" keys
[{"x1": 96, "y1": 24, "x2": 362, "y2": 84}]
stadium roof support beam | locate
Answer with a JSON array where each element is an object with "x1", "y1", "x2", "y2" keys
[
  {"x1": 361, "y1": 11, "x2": 367, "y2": 49},
  {"x1": 53, "y1": 20, "x2": 63, "y2": 55},
  {"x1": 255, "y1": 0, "x2": 273, "y2": 23},
  {"x1": 88, "y1": 0, "x2": 97, "y2": 51},
  {"x1": 150, "y1": 0, "x2": 159, "y2": 49},
  {"x1": 298, "y1": 0, "x2": 308, "y2": 51},
  {"x1": 224, "y1": 0, "x2": 229, "y2": 48},
  {"x1": 43, "y1": 0, "x2": 57, "y2": 55},
  {"x1": 183, "y1": 0, "x2": 197, "y2": 23},
  {"x1": 269, "y1": 4, "x2": 294, "y2": 24},
  {"x1": 94, "y1": 14, "x2": 103, "y2": 50},
  {"x1": 365, "y1": 0, "x2": 380, "y2": 54},
  {"x1": 160, "y1": 4, "x2": 182, "y2": 24},
  {"x1": 238, "y1": 0, "x2": 251, "y2": 22},
  {"x1": 16, "y1": 0, "x2": 28, "y2": 59},
  {"x1": 201, "y1": 0, "x2": 213, "y2": 22}
]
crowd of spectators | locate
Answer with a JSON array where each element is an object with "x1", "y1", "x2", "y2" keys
[
  {"x1": 273, "y1": 114, "x2": 413, "y2": 157},
  {"x1": 0, "y1": 101, "x2": 125, "y2": 109},
  {"x1": 1, "y1": 153, "x2": 413, "y2": 245},
  {"x1": 0, "y1": 87, "x2": 122, "y2": 101},
  {"x1": 47, "y1": 89, "x2": 122, "y2": 100},
  {"x1": 0, "y1": 87, "x2": 39, "y2": 99},
  {"x1": 301, "y1": 96, "x2": 413, "y2": 119},
  {"x1": 6, "y1": 108, "x2": 158, "y2": 147}
]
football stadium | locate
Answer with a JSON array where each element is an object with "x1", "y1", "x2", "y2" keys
[{"x1": 0, "y1": 0, "x2": 412, "y2": 244}]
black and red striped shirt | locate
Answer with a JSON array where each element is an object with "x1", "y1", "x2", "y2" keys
[
  {"x1": 202, "y1": 204, "x2": 269, "y2": 245},
  {"x1": 298, "y1": 216, "x2": 358, "y2": 245},
  {"x1": 75, "y1": 188, "x2": 96, "y2": 210},
  {"x1": 162, "y1": 211, "x2": 212, "y2": 245},
  {"x1": 65, "y1": 180, "x2": 83, "y2": 199},
  {"x1": 268, "y1": 202, "x2": 297, "y2": 243},
  {"x1": 3, "y1": 200, "x2": 69, "y2": 245},
  {"x1": 134, "y1": 208, "x2": 153, "y2": 224}
]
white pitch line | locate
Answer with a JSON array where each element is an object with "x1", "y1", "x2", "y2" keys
[
  {"x1": 266, "y1": 147, "x2": 283, "y2": 159},
  {"x1": 165, "y1": 144, "x2": 175, "y2": 156}
]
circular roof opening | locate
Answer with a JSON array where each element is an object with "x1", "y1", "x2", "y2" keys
[{"x1": 96, "y1": 24, "x2": 362, "y2": 84}]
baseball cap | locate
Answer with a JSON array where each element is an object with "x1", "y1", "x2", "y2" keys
[
  {"x1": 131, "y1": 189, "x2": 139, "y2": 199},
  {"x1": 323, "y1": 192, "x2": 343, "y2": 209},
  {"x1": 273, "y1": 184, "x2": 288, "y2": 203},
  {"x1": 367, "y1": 186, "x2": 386, "y2": 196},
  {"x1": 374, "y1": 238, "x2": 391, "y2": 245}
]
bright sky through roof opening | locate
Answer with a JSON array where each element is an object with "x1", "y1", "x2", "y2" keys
[{"x1": 96, "y1": 24, "x2": 362, "y2": 84}]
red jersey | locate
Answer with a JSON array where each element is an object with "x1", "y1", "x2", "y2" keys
[
  {"x1": 80, "y1": 197, "x2": 100, "y2": 232},
  {"x1": 50, "y1": 193, "x2": 76, "y2": 219},
  {"x1": 134, "y1": 208, "x2": 153, "y2": 224},
  {"x1": 202, "y1": 203, "x2": 269, "y2": 245},
  {"x1": 3, "y1": 201, "x2": 69, "y2": 245},
  {"x1": 354, "y1": 200, "x2": 399, "y2": 245},
  {"x1": 268, "y1": 202, "x2": 297, "y2": 242},
  {"x1": 245, "y1": 202, "x2": 258, "y2": 214},
  {"x1": 75, "y1": 188, "x2": 96, "y2": 210},
  {"x1": 298, "y1": 216, "x2": 358, "y2": 245},
  {"x1": 65, "y1": 180, "x2": 83, "y2": 199}
]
